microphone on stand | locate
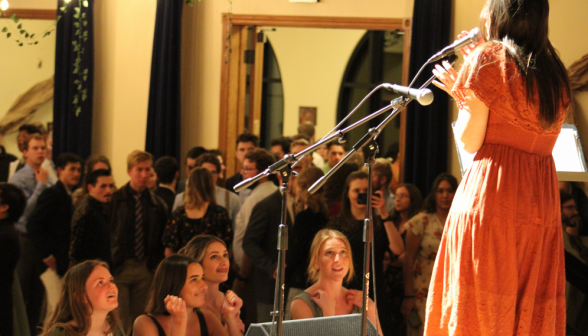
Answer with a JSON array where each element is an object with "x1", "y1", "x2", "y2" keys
[
  {"x1": 429, "y1": 27, "x2": 483, "y2": 62},
  {"x1": 382, "y1": 84, "x2": 434, "y2": 106}
]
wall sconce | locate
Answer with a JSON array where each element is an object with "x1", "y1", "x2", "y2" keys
[{"x1": 0, "y1": 0, "x2": 9, "y2": 11}]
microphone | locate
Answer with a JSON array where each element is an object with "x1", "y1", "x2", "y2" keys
[
  {"x1": 383, "y1": 84, "x2": 434, "y2": 106},
  {"x1": 429, "y1": 27, "x2": 483, "y2": 62}
]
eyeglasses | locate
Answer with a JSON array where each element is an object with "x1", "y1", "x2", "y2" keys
[{"x1": 241, "y1": 167, "x2": 257, "y2": 173}]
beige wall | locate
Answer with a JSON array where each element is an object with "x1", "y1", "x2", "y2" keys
[
  {"x1": 0, "y1": 17, "x2": 55, "y2": 156},
  {"x1": 9, "y1": 0, "x2": 583, "y2": 185},
  {"x1": 265, "y1": 27, "x2": 366, "y2": 138},
  {"x1": 179, "y1": 0, "x2": 412, "y2": 167},
  {"x1": 448, "y1": 0, "x2": 588, "y2": 180},
  {"x1": 93, "y1": 0, "x2": 156, "y2": 185}
]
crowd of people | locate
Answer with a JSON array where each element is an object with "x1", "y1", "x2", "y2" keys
[
  {"x1": 0, "y1": 119, "x2": 463, "y2": 336},
  {"x1": 0, "y1": 115, "x2": 586, "y2": 336}
]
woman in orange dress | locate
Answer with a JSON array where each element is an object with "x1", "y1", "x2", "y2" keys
[{"x1": 426, "y1": 0, "x2": 571, "y2": 335}]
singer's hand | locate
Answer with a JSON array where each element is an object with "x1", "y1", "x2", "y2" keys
[
  {"x1": 457, "y1": 30, "x2": 484, "y2": 58},
  {"x1": 432, "y1": 60, "x2": 459, "y2": 97}
]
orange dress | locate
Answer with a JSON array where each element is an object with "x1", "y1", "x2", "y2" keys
[{"x1": 424, "y1": 43, "x2": 567, "y2": 335}]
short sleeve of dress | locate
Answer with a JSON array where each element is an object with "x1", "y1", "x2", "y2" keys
[
  {"x1": 451, "y1": 42, "x2": 510, "y2": 111},
  {"x1": 404, "y1": 212, "x2": 428, "y2": 238}
]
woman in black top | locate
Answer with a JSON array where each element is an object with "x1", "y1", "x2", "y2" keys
[
  {"x1": 163, "y1": 168, "x2": 232, "y2": 256},
  {"x1": 133, "y1": 255, "x2": 237, "y2": 336},
  {"x1": 327, "y1": 171, "x2": 404, "y2": 336}
]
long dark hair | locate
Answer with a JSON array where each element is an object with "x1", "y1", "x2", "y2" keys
[
  {"x1": 423, "y1": 174, "x2": 458, "y2": 214},
  {"x1": 477, "y1": 0, "x2": 570, "y2": 128},
  {"x1": 146, "y1": 255, "x2": 199, "y2": 315},
  {"x1": 390, "y1": 183, "x2": 423, "y2": 227},
  {"x1": 42, "y1": 260, "x2": 119, "y2": 336},
  {"x1": 335, "y1": 171, "x2": 384, "y2": 232}
]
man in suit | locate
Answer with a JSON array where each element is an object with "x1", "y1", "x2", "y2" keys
[
  {"x1": 110, "y1": 150, "x2": 168, "y2": 332},
  {"x1": 153, "y1": 156, "x2": 179, "y2": 215},
  {"x1": 242, "y1": 166, "x2": 298, "y2": 323},
  {"x1": 27, "y1": 153, "x2": 82, "y2": 327},
  {"x1": 28, "y1": 153, "x2": 82, "y2": 277},
  {"x1": 70, "y1": 169, "x2": 115, "y2": 267}
]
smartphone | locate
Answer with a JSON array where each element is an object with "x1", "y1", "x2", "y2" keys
[
  {"x1": 372, "y1": 191, "x2": 381, "y2": 198},
  {"x1": 357, "y1": 192, "x2": 368, "y2": 205},
  {"x1": 407, "y1": 310, "x2": 422, "y2": 328}
]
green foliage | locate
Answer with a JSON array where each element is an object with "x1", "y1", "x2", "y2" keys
[{"x1": 1, "y1": 0, "x2": 200, "y2": 116}]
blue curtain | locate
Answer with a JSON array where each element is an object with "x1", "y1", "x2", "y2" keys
[
  {"x1": 403, "y1": 0, "x2": 452, "y2": 196},
  {"x1": 145, "y1": 0, "x2": 183, "y2": 160},
  {"x1": 53, "y1": 0, "x2": 94, "y2": 159}
]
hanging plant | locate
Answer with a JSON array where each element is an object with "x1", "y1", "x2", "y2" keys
[{"x1": 1, "y1": 0, "x2": 198, "y2": 115}]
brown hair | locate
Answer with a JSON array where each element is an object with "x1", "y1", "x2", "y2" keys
[
  {"x1": 295, "y1": 166, "x2": 327, "y2": 215},
  {"x1": 184, "y1": 167, "x2": 216, "y2": 209},
  {"x1": 372, "y1": 158, "x2": 392, "y2": 186},
  {"x1": 80, "y1": 155, "x2": 112, "y2": 194},
  {"x1": 307, "y1": 229, "x2": 354, "y2": 284},
  {"x1": 126, "y1": 150, "x2": 153, "y2": 170},
  {"x1": 390, "y1": 183, "x2": 423, "y2": 227},
  {"x1": 244, "y1": 148, "x2": 276, "y2": 172},
  {"x1": 178, "y1": 235, "x2": 226, "y2": 264},
  {"x1": 423, "y1": 173, "x2": 458, "y2": 214},
  {"x1": 42, "y1": 260, "x2": 119, "y2": 336},
  {"x1": 146, "y1": 255, "x2": 200, "y2": 315},
  {"x1": 23, "y1": 134, "x2": 45, "y2": 151}
]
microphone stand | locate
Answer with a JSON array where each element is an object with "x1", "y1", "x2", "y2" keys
[
  {"x1": 270, "y1": 164, "x2": 291, "y2": 336},
  {"x1": 234, "y1": 56, "x2": 454, "y2": 336},
  {"x1": 308, "y1": 62, "x2": 456, "y2": 336}
]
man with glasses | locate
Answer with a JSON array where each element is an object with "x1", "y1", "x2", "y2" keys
[
  {"x1": 172, "y1": 153, "x2": 241, "y2": 228},
  {"x1": 231, "y1": 148, "x2": 276, "y2": 325}
]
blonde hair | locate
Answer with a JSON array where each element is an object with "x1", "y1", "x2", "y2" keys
[
  {"x1": 178, "y1": 235, "x2": 226, "y2": 264},
  {"x1": 184, "y1": 167, "x2": 216, "y2": 209},
  {"x1": 127, "y1": 150, "x2": 153, "y2": 170},
  {"x1": 307, "y1": 229, "x2": 354, "y2": 284},
  {"x1": 42, "y1": 260, "x2": 119, "y2": 336}
]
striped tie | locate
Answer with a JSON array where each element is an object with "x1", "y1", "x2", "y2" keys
[{"x1": 134, "y1": 193, "x2": 145, "y2": 260}]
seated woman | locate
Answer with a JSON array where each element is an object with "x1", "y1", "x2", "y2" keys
[
  {"x1": 133, "y1": 255, "x2": 238, "y2": 336},
  {"x1": 290, "y1": 229, "x2": 381, "y2": 330},
  {"x1": 42, "y1": 260, "x2": 123, "y2": 336},
  {"x1": 163, "y1": 168, "x2": 232, "y2": 256},
  {"x1": 179, "y1": 236, "x2": 245, "y2": 335}
]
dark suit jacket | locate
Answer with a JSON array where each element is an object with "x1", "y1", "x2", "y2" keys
[
  {"x1": 27, "y1": 180, "x2": 73, "y2": 276},
  {"x1": 154, "y1": 186, "x2": 175, "y2": 216},
  {"x1": 243, "y1": 190, "x2": 292, "y2": 304},
  {"x1": 110, "y1": 183, "x2": 168, "y2": 272}
]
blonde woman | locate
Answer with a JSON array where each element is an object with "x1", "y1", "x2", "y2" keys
[
  {"x1": 163, "y1": 168, "x2": 232, "y2": 256},
  {"x1": 179, "y1": 235, "x2": 245, "y2": 336},
  {"x1": 290, "y1": 229, "x2": 381, "y2": 331}
]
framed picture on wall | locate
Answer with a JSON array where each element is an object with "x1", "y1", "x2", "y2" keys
[{"x1": 299, "y1": 106, "x2": 317, "y2": 125}]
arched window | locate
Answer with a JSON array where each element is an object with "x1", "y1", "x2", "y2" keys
[{"x1": 337, "y1": 30, "x2": 404, "y2": 157}]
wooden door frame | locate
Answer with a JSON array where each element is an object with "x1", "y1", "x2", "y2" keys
[{"x1": 218, "y1": 14, "x2": 412, "y2": 181}]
